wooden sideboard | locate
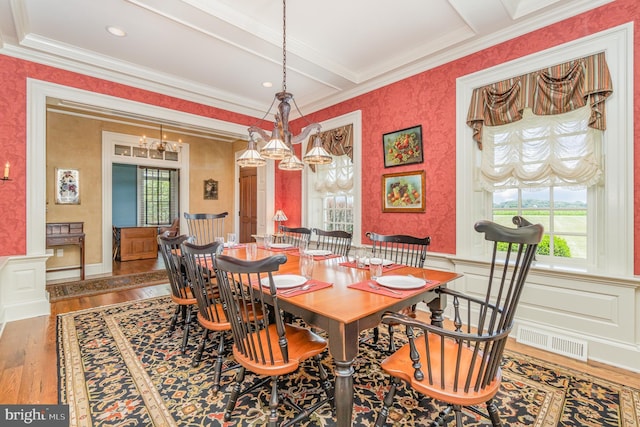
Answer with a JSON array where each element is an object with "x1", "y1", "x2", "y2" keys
[
  {"x1": 115, "y1": 226, "x2": 158, "y2": 261},
  {"x1": 46, "y1": 222, "x2": 85, "y2": 280}
]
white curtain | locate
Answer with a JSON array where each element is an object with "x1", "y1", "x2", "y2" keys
[
  {"x1": 480, "y1": 105, "x2": 603, "y2": 191},
  {"x1": 313, "y1": 155, "x2": 354, "y2": 193}
]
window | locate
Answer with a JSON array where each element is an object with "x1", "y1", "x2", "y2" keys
[
  {"x1": 303, "y1": 111, "x2": 362, "y2": 245},
  {"x1": 482, "y1": 106, "x2": 600, "y2": 265},
  {"x1": 138, "y1": 167, "x2": 179, "y2": 226},
  {"x1": 456, "y1": 26, "x2": 632, "y2": 276},
  {"x1": 308, "y1": 155, "x2": 354, "y2": 233}
]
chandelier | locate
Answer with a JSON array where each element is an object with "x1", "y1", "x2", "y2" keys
[
  {"x1": 139, "y1": 124, "x2": 180, "y2": 153},
  {"x1": 237, "y1": 0, "x2": 332, "y2": 170}
]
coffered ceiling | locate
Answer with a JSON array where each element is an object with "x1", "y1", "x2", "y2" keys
[{"x1": 0, "y1": 0, "x2": 610, "y2": 119}]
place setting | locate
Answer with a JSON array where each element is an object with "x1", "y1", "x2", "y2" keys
[
  {"x1": 339, "y1": 249, "x2": 406, "y2": 272},
  {"x1": 348, "y1": 260, "x2": 439, "y2": 298},
  {"x1": 303, "y1": 249, "x2": 341, "y2": 260},
  {"x1": 261, "y1": 274, "x2": 333, "y2": 297}
]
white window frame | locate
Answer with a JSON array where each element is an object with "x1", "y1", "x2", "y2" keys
[
  {"x1": 455, "y1": 24, "x2": 633, "y2": 276},
  {"x1": 302, "y1": 110, "x2": 362, "y2": 246}
]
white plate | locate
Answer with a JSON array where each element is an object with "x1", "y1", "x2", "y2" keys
[
  {"x1": 361, "y1": 258, "x2": 393, "y2": 266},
  {"x1": 223, "y1": 242, "x2": 237, "y2": 248},
  {"x1": 261, "y1": 274, "x2": 307, "y2": 289},
  {"x1": 270, "y1": 243, "x2": 293, "y2": 249},
  {"x1": 305, "y1": 249, "x2": 332, "y2": 256},
  {"x1": 376, "y1": 275, "x2": 426, "y2": 290}
]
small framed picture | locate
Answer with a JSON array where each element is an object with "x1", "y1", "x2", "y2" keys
[
  {"x1": 382, "y1": 170, "x2": 425, "y2": 213},
  {"x1": 204, "y1": 179, "x2": 218, "y2": 200},
  {"x1": 382, "y1": 125, "x2": 423, "y2": 168},
  {"x1": 55, "y1": 168, "x2": 80, "y2": 205}
]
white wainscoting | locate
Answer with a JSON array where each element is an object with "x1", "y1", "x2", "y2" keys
[
  {"x1": 437, "y1": 256, "x2": 640, "y2": 373},
  {"x1": 0, "y1": 255, "x2": 51, "y2": 329}
]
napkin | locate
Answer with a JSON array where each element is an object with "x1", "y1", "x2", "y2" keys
[
  {"x1": 347, "y1": 279, "x2": 439, "y2": 299},
  {"x1": 278, "y1": 279, "x2": 333, "y2": 297}
]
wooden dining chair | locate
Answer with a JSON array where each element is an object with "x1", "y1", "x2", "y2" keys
[
  {"x1": 180, "y1": 240, "x2": 237, "y2": 392},
  {"x1": 184, "y1": 212, "x2": 228, "y2": 244},
  {"x1": 278, "y1": 225, "x2": 312, "y2": 248},
  {"x1": 375, "y1": 217, "x2": 543, "y2": 427},
  {"x1": 158, "y1": 217, "x2": 180, "y2": 238},
  {"x1": 157, "y1": 234, "x2": 196, "y2": 354},
  {"x1": 214, "y1": 253, "x2": 334, "y2": 427},
  {"x1": 311, "y1": 228, "x2": 353, "y2": 256},
  {"x1": 365, "y1": 231, "x2": 431, "y2": 351}
]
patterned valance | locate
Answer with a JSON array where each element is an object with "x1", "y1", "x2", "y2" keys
[
  {"x1": 306, "y1": 124, "x2": 353, "y2": 172},
  {"x1": 466, "y1": 52, "x2": 613, "y2": 149}
]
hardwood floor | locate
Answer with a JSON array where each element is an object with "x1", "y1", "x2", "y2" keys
[{"x1": 0, "y1": 257, "x2": 637, "y2": 407}]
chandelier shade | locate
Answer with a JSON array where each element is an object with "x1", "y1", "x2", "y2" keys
[{"x1": 237, "y1": 0, "x2": 333, "y2": 170}]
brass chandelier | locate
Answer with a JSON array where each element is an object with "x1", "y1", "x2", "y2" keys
[{"x1": 237, "y1": 0, "x2": 332, "y2": 170}]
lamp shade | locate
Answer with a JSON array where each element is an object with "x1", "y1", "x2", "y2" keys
[{"x1": 273, "y1": 209, "x2": 288, "y2": 221}]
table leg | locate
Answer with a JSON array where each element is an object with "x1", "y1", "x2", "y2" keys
[
  {"x1": 334, "y1": 359, "x2": 355, "y2": 426},
  {"x1": 428, "y1": 294, "x2": 445, "y2": 327}
]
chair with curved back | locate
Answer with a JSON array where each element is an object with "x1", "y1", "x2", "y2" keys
[
  {"x1": 180, "y1": 240, "x2": 236, "y2": 392},
  {"x1": 158, "y1": 217, "x2": 180, "y2": 238},
  {"x1": 157, "y1": 234, "x2": 195, "y2": 354},
  {"x1": 374, "y1": 217, "x2": 543, "y2": 427},
  {"x1": 365, "y1": 231, "x2": 431, "y2": 352},
  {"x1": 311, "y1": 228, "x2": 353, "y2": 256},
  {"x1": 184, "y1": 212, "x2": 228, "y2": 244},
  {"x1": 278, "y1": 225, "x2": 312, "y2": 248},
  {"x1": 214, "y1": 253, "x2": 334, "y2": 427}
]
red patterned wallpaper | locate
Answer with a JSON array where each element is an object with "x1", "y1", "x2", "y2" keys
[
  {"x1": 1, "y1": 0, "x2": 639, "y2": 273},
  {"x1": 282, "y1": 0, "x2": 640, "y2": 271}
]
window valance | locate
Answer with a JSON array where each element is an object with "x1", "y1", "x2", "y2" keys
[
  {"x1": 466, "y1": 52, "x2": 612, "y2": 149},
  {"x1": 306, "y1": 124, "x2": 353, "y2": 172}
]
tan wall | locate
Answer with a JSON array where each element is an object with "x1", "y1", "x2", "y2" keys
[{"x1": 46, "y1": 109, "x2": 238, "y2": 271}]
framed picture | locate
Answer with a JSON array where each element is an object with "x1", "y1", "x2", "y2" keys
[
  {"x1": 382, "y1": 170, "x2": 425, "y2": 212},
  {"x1": 382, "y1": 125, "x2": 423, "y2": 168},
  {"x1": 204, "y1": 179, "x2": 218, "y2": 200},
  {"x1": 55, "y1": 168, "x2": 80, "y2": 204}
]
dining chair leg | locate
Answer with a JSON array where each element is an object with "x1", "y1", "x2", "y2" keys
[
  {"x1": 224, "y1": 366, "x2": 245, "y2": 421},
  {"x1": 268, "y1": 376, "x2": 279, "y2": 427},
  {"x1": 192, "y1": 329, "x2": 209, "y2": 367},
  {"x1": 211, "y1": 333, "x2": 226, "y2": 393},
  {"x1": 387, "y1": 325, "x2": 397, "y2": 353},
  {"x1": 486, "y1": 399, "x2": 502, "y2": 426},
  {"x1": 180, "y1": 305, "x2": 193, "y2": 353},
  {"x1": 374, "y1": 377, "x2": 399, "y2": 427},
  {"x1": 167, "y1": 306, "x2": 180, "y2": 336}
]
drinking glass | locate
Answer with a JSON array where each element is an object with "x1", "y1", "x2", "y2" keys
[
  {"x1": 299, "y1": 252, "x2": 314, "y2": 280},
  {"x1": 226, "y1": 233, "x2": 237, "y2": 248},
  {"x1": 354, "y1": 248, "x2": 366, "y2": 268},
  {"x1": 264, "y1": 233, "x2": 272, "y2": 249},
  {"x1": 214, "y1": 236, "x2": 224, "y2": 246},
  {"x1": 246, "y1": 242, "x2": 257, "y2": 260},
  {"x1": 369, "y1": 257, "x2": 383, "y2": 280}
]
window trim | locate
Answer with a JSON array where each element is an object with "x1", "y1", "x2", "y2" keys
[
  {"x1": 302, "y1": 111, "x2": 362, "y2": 246},
  {"x1": 455, "y1": 24, "x2": 633, "y2": 276}
]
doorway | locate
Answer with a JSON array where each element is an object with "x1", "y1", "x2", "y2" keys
[{"x1": 239, "y1": 167, "x2": 257, "y2": 243}]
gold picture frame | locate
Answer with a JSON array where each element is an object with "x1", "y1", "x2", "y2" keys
[{"x1": 382, "y1": 170, "x2": 425, "y2": 212}]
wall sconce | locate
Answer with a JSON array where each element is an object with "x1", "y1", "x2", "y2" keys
[{"x1": 1, "y1": 161, "x2": 11, "y2": 182}]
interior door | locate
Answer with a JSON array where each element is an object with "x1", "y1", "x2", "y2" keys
[{"x1": 239, "y1": 167, "x2": 257, "y2": 243}]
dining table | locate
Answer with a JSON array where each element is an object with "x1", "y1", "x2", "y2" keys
[{"x1": 222, "y1": 243, "x2": 461, "y2": 427}]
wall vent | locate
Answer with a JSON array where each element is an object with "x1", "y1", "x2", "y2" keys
[{"x1": 516, "y1": 325, "x2": 588, "y2": 361}]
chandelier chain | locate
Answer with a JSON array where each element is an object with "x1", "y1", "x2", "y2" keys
[{"x1": 282, "y1": 0, "x2": 287, "y2": 92}]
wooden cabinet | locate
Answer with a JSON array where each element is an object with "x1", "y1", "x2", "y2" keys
[{"x1": 116, "y1": 226, "x2": 157, "y2": 261}]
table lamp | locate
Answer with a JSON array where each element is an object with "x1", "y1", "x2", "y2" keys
[{"x1": 273, "y1": 209, "x2": 288, "y2": 233}]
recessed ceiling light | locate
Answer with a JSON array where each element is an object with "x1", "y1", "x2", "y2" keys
[
  {"x1": 106, "y1": 26, "x2": 127, "y2": 37},
  {"x1": 262, "y1": 81, "x2": 273, "y2": 88}
]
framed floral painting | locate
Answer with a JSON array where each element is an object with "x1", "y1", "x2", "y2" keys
[
  {"x1": 382, "y1": 170, "x2": 425, "y2": 212},
  {"x1": 55, "y1": 168, "x2": 80, "y2": 204},
  {"x1": 382, "y1": 125, "x2": 423, "y2": 168}
]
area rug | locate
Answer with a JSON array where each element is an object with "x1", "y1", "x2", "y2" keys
[
  {"x1": 57, "y1": 296, "x2": 640, "y2": 426},
  {"x1": 47, "y1": 270, "x2": 168, "y2": 302}
]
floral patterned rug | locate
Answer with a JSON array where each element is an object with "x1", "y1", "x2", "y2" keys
[
  {"x1": 57, "y1": 296, "x2": 640, "y2": 426},
  {"x1": 47, "y1": 270, "x2": 168, "y2": 302}
]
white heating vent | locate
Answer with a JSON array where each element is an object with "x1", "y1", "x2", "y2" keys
[{"x1": 516, "y1": 325, "x2": 588, "y2": 361}]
